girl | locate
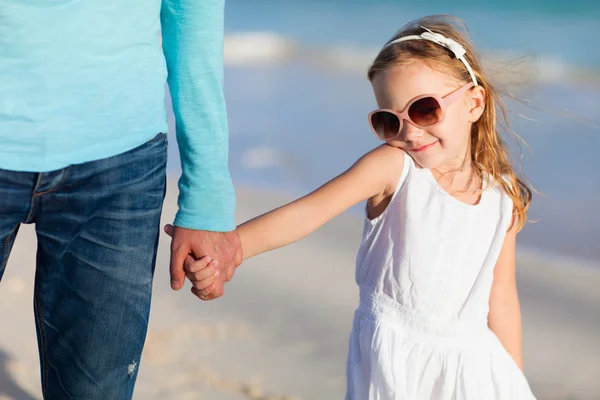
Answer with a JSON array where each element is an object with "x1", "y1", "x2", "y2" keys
[{"x1": 177, "y1": 15, "x2": 536, "y2": 400}]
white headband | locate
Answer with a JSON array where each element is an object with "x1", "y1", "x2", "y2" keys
[{"x1": 383, "y1": 26, "x2": 479, "y2": 86}]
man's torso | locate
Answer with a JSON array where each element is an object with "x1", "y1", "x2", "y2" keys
[{"x1": 0, "y1": 0, "x2": 168, "y2": 172}]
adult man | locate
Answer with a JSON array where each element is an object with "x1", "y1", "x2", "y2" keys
[{"x1": 0, "y1": 0, "x2": 241, "y2": 398}]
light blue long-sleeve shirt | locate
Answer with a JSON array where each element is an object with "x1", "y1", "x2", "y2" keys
[{"x1": 0, "y1": 0, "x2": 235, "y2": 231}]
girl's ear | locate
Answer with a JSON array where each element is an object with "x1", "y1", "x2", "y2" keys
[{"x1": 468, "y1": 85, "x2": 486, "y2": 123}]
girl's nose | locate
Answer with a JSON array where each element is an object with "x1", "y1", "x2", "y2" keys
[{"x1": 402, "y1": 120, "x2": 424, "y2": 142}]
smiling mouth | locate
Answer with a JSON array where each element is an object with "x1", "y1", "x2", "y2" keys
[{"x1": 410, "y1": 141, "x2": 438, "y2": 152}]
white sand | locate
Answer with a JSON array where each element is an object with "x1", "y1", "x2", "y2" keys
[{"x1": 0, "y1": 180, "x2": 598, "y2": 399}]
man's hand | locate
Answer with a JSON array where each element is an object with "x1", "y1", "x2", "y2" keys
[{"x1": 164, "y1": 224, "x2": 242, "y2": 300}]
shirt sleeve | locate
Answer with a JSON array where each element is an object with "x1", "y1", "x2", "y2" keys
[{"x1": 161, "y1": 0, "x2": 236, "y2": 232}]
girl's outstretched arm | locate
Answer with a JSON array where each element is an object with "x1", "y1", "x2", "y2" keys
[
  {"x1": 488, "y1": 222, "x2": 524, "y2": 371},
  {"x1": 239, "y1": 145, "x2": 404, "y2": 259}
]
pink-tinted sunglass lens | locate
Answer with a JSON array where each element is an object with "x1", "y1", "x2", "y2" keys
[
  {"x1": 371, "y1": 111, "x2": 400, "y2": 139},
  {"x1": 408, "y1": 97, "x2": 443, "y2": 127}
]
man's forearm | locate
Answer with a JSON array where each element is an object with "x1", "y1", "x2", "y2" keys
[{"x1": 161, "y1": 0, "x2": 235, "y2": 232}]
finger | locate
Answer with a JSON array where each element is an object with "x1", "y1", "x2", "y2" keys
[
  {"x1": 212, "y1": 280, "x2": 225, "y2": 298},
  {"x1": 170, "y1": 252, "x2": 187, "y2": 291},
  {"x1": 194, "y1": 279, "x2": 221, "y2": 299},
  {"x1": 224, "y1": 258, "x2": 235, "y2": 282},
  {"x1": 187, "y1": 262, "x2": 219, "y2": 289},
  {"x1": 191, "y1": 287, "x2": 216, "y2": 301},
  {"x1": 191, "y1": 270, "x2": 219, "y2": 291},
  {"x1": 186, "y1": 264, "x2": 214, "y2": 283},
  {"x1": 191, "y1": 260, "x2": 220, "y2": 282},
  {"x1": 194, "y1": 280, "x2": 214, "y2": 298},
  {"x1": 164, "y1": 224, "x2": 175, "y2": 237},
  {"x1": 185, "y1": 256, "x2": 215, "y2": 274},
  {"x1": 203, "y1": 278, "x2": 224, "y2": 298},
  {"x1": 169, "y1": 242, "x2": 188, "y2": 291},
  {"x1": 191, "y1": 287, "x2": 204, "y2": 300}
]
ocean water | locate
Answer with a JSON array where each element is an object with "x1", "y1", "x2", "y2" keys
[
  {"x1": 166, "y1": 1, "x2": 600, "y2": 264},
  {"x1": 224, "y1": 0, "x2": 600, "y2": 69}
]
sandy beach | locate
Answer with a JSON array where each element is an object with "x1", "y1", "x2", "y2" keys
[{"x1": 0, "y1": 180, "x2": 599, "y2": 400}]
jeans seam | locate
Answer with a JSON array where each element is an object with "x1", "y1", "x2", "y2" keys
[
  {"x1": 1, "y1": 227, "x2": 18, "y2": 273},
  {"x1": 34, "y1": 268, "x2": 50, "y2": 398},
  {"x1": 25, "y1": 168, "x2": 71, "y2": 224},
  {"x1": 34, "y1": 167, "x2": 71, "y2": 197}
]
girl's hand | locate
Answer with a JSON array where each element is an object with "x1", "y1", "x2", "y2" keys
[{"x1": 183, "y1": 255, "x2": 221, "y2": 300}]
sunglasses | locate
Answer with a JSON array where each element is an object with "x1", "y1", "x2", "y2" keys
[{"x1": 368, "y1": 82, "x2": 475, "y2": 141}]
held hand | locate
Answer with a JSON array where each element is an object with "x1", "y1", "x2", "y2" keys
[
  {"x1": 164, "y1": 224, "x2": 242, "y2": 300},
  {"x1": 182, "y1": 255, "x2": 221, "y2": 300}
]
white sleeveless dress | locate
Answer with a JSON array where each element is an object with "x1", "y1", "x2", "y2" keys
[{"x1": 346, "y1": 154, "x2": 536, "y2": 399}]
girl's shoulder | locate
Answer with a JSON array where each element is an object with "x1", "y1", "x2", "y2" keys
[
  {"x1": 363, "y1": 145, "x2": 411, "y2": 220},
  {"x1": 364, "y1": 144, "x2": 407, "y2": 196},
  {"x1": 365, "y1": 143, "x2": 405, "y2": 160}
]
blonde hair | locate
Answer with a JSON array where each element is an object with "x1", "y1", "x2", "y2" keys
[{"x1": 368, "y1": 15, "x2": 532, "y2": 231}]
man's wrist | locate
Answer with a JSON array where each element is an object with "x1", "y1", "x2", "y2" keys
[{"x1": 174, "y1": 212, "x2": 235, "y2": 232}]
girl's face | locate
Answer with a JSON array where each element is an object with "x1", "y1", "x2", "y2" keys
[{"x1": 371, "y1": 60, "x2": 485, "y2": 171}]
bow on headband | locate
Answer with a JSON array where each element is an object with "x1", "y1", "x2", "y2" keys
[{"x1": 382, "y1": 26, "x2": 478, "y2": 86}]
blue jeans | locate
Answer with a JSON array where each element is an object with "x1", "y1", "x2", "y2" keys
[{"x1": 0, "y1": 133, "x2": 167, "y2": 399}]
